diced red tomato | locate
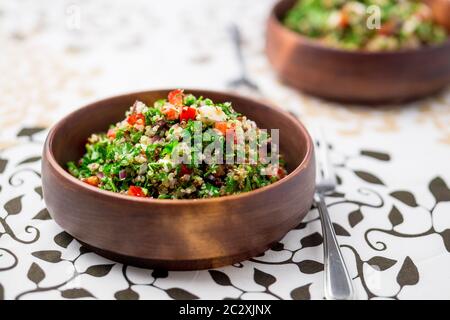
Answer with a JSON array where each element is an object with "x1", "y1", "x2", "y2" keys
[
  {"x1": 83, "y1": 176, "x2": 100, "y2": 187},
  {"x1": 127, "y1": 186, "x2": 146, "y2": 197},
  {"x1": 277, "y1": 168, "x2": 286, "y2": 179},
  {"x1": 214, "y1": 121, "x2": 228, "y2": 135},
  {"x1": 378, "y1": 21, "x2": 396, "y2": 36},
  {"x1": 162, "y1": 105, "x2": 179, "y2": 120},
  {"x1": 168, "y1": 89, "x2": 184, "y2": 106},
  {"x1": 179, "y1": 107, "x2": 197, "y2": 122},
  {"x1": 339, "y1": 11, "x2": 349, "y2": 28},
  {"x1": 107, "y1": 128, "x2": 116, "y2": 139},
  {"x1": 214, "y1": 121, "x2": 238, "y2": 142},
  {"x1": 180, "y1": 164, "x2": 192, "y2": 175},
  {"x1": 127, "y1": 113, "x2": 145, "y2": 125},
  {"x1": 268, "y1": 168, "x2": 286, "y2": 180}
]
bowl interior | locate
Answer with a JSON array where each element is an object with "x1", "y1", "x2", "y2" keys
[
  {"x1": 50, "y1": 90, "x2": 309, "y2": 179},
  {"x1": 274, "y1": 0, "x2": 296, "y2": 21}
]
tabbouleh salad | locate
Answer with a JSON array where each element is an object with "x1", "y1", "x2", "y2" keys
[
  {"x1": 67, "y1": 90, "x2": 287, "y2": 199},
  {"x1": 283, "y1": 0, "x2": 448, "y2": 51}
]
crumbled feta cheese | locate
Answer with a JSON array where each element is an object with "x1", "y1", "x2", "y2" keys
[
  {"x1": 88, "y1": 134, "x2": 100, "y2": 144},
  {"x1": 327, "y1": 11, "x2": 342, "y2": 29},
  {"x1": 167, "y1": 124, "x2": 183, "y2": 140},
  {"x1": 134, "y1": 101, "x2": 147, "y2": 113},
  {"x1": 197, "y1": 105, "x2": 227, "y2": 123},
  {"x1": 87, "y1": 163, "x2": 99, "y2": 171},
  {"x1": 402, "y1": 17, "x2": 419, "y2": 35}
]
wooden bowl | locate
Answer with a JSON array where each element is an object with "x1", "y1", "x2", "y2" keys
[
  {"x1": 426, "y1": 0, "x2": 450, "y2": 32},
  {"x1": 266, "y1": 0, "x2": 450, "y2": 104},
  {"x1": 42, "y1": 89, "x2": 315, "y2": 270}
]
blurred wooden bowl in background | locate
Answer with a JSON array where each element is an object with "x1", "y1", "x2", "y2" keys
[
  {"x1": 266, "y1": 0, "x2": 450, "y2": 104},
  {"x1": 426, "y1": 0, "x2": 450, "y2": 32}
]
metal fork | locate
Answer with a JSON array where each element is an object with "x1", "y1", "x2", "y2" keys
[
  {"x1": 226, "y1": 26, "x2": 353, "y2": 298},
  {"x1": 313, "y1": 128, "x2": 354, "y2": 300},
  {"x1": 227, "y1": 23, "x2": 260, "y2": 93}
]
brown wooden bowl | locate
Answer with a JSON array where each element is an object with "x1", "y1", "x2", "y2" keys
[
  {"x1": 266, "y1": 0, "x2": 450, "y2": 104},
  {"x1": 425, "y1": 0, "x2": 450, "y2": 32},
  {"x1": 42, "y1": 89, "x2": 315, "y2": 270}
]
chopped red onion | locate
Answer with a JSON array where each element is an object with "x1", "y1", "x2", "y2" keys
[
  {"x1": 150, "y1": 136, "x2": 161, "y2": 143},
  {"x1": 119, "y1": 170, "x2": 127, "y2": 180}
]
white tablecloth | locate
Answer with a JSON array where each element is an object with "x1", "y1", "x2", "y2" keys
[{"x1": 1, "y1": 0, "x2": 450, "y2": 300}]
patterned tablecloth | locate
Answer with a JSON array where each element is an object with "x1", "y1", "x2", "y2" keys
[{"x1": 1, "y1": 0, "x2": 450, "y2": 300}]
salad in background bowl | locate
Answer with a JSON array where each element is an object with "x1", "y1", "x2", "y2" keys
[
  {"x1": 283, "y1": 0, "x2": 447, "y2": 51},
  {"x1": 266, "y1": 0, "x2": 450, "y2": 103}
]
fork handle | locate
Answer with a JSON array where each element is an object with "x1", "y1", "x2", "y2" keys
[
  {"x1": 314, "y1": 193, "x2": 354, "y2": 300},
  {"x1": 229, "y1": 24, "x2": 246, "y2": 76}
]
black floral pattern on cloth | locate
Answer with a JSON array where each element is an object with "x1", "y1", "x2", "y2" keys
[
  {"x1": 1, "y1": 127, "x2": 449, "y2": 300},
  {"x1": 1, "y1": 0, "x2": 450, "y2": 300}
]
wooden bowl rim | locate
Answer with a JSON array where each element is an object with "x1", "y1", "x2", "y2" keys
[
  {"x1": 44, "y1": 88, "x2": 314, "y2": 205},
  {"x1": 269, "y1": 0, "x2": 450, "y2": 56}
]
